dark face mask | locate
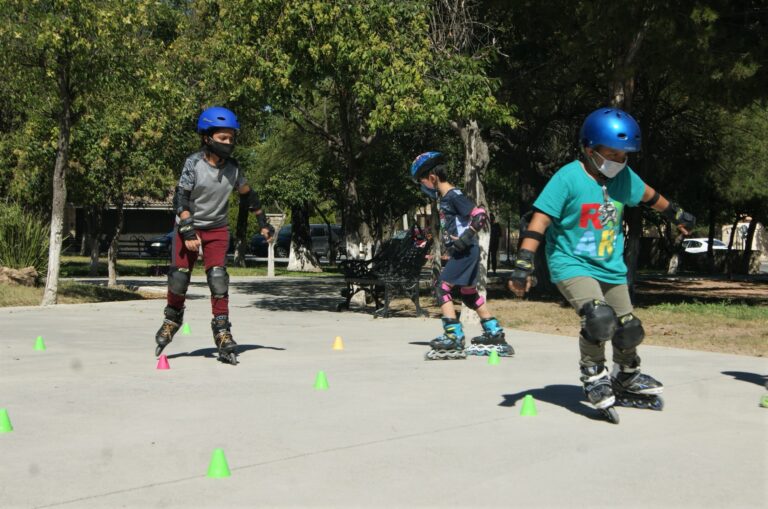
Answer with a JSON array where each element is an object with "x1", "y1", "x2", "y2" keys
[
  {"x1": 206, "y1": 138, "x2": 235, "y2": 160},
  {"x1": 420, "y1": 183, "x2": 438, "y2": 200}
]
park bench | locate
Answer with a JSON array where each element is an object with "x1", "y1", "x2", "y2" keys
[{"x1": 337, "y1": 225, "x2": 431, "y2": 318}]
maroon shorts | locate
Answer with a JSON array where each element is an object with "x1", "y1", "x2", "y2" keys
[{"x1": 167, "y1": 226, "x2": 230, "y2": 316}]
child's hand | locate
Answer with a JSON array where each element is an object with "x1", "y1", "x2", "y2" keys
[{"x1": 184, "y1": 234, "x2": 201, "y2": 252}]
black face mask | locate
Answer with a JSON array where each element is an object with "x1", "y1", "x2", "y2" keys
[{"x1": 206, "y1": 139, "x2": 235, "y2": 160}]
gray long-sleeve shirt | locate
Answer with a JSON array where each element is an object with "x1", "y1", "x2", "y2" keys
[{"x1": 177, "y1": 151, "x2": 247, "y2": 229}]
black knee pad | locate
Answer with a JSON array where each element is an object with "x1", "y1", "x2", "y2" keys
[
  {"x1": 459, "y1": 287, "x2": 485, "y2": 310},
  {"x1": 612, "y1": 314, "x2": 645, "y2": 350},
  {"x1": 579, "y1": 300, "x2": 617, "y2": 344},
  {"x1": 168, "y1": 268, "x2": 191, "y2": 296},
  {"x1": 434, "y1": 280, "x2": 453, "y2": 306},
  {"x1": 206, "y1": 266, "x2": 229, "y2": 298}
]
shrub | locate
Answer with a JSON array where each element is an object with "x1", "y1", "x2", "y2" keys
[{"x1": 0, "y1": 201, "x2": 50, "y2": 283}]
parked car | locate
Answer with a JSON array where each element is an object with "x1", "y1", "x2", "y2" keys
[
  {"x1": 251, "y1": 225, "x2": 291, "y2": 257},
  {"x1": 310, "y1": 224, "x2": 344, "y2": 259},
  {"x1": 144, "y1": 231, "x2": 174, "y2": 257},
  {"x1": 682, "y1": 238, "x2": 728, "y2": 254},
  {"x1": 249, "y1": 223, "x2": 343, "y2": 258}
]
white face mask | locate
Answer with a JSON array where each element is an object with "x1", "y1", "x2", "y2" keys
[{"x1": 592, "y1": 151, "x2": 627, "y2": 178}]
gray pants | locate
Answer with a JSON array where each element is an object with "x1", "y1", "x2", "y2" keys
[{"x1": 556, "y1": 276, "x2": 640, "y2": 368}]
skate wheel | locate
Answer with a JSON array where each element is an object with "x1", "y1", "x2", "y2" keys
[
  {"x1": 650, "y1": 397, "x2": 664, "y2": 411},
  {"x1": 604, "y1": 407, "x2": 620, "y2": 424}
]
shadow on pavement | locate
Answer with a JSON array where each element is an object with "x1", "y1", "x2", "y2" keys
[
  {"x1": 500, "y1": 385, "x2": 604, "y2": 421},
  {"x1": 721, "y1": 371, "x2": 768, "y2": 387},
  {"x1": 167, "y1": 344, "x2": 285, "y2": 360},
  {"x1": 231, "y1": 279, "x2": 346, "y2": 312}
]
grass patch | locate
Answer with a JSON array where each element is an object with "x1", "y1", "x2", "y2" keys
[
  {"x1": 0, "y1": 281, "x2": 156, "y2": 307},
  {"x1": 59, "y1": 256, "x2": 341, "y2": 278}
]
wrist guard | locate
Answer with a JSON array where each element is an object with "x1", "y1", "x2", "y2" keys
[
  {"x1": 662, "y1": 202, "x2": 696, "y2": 230},
  {"x1": 509, "y1": 249, "x2": 535, "y2": 285},
  {"x1": 452, "y1": 228, "x2": 476, "y2": 252},
  {"x1": 177, "y1": 217, "x2": 196, "y2": 242}
]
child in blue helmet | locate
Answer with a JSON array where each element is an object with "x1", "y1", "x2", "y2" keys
[
  {"x1": 508, "y1": 107, "x2": 696, "y2": 422},
  {"x1": 411, "y1": 152, "x2": 513, "y2": 360},
  {"x1": 154, "y1": 106, "x2": 273, "y2": 365}
]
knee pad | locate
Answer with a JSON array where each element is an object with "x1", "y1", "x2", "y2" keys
[
  {"x1": 579, "y1": 300, "x2": 617, "y2": 344},
  {"x1": 206, "y1": 266, "x2": 229, "y2": 298},
  {"x1": 434, "y1": 281, "x2": 454, "y2": 306},
  {"x1": 459, "y1": 287, "x2": 485, "y2": 310},
  {"x1": 612, "y1": 314, "x2": 645, "y2": 350},
  {"x1": 168, "y1": 268, "x2": 191, "y2": 296}
]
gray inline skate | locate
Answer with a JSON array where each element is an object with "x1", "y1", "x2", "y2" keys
[
  {"x1": 611, "y1": 364, "x2": 664, "y2": 411},
  {"x1": 155, "y1": 306, "x2": 184, "y2": 357},
  {"x1": 211, "y1": 315, "x2": 239, "y2": 365},
  {"x1": 466, "y1": 317, "x2": 514, "y2": 357},
  {"x1": 425, "y1": 318, "x2": 467, "y2": 360},
  {"x1": 580, "y1": 365, "x2": 619, "y2": 424}
]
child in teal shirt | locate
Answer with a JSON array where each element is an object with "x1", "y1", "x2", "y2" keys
[{"x1": 509, "y1": 108, "x2": 695, "y2": 423}]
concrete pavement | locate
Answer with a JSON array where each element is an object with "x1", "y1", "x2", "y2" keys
[{"x1": 0, "y1": 276, "x2": 766, "y2": 508}]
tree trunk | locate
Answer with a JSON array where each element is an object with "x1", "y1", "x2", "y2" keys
[
  {"x1": 741, "y1": 216, "x2": 758, "y2": 274},
  {"x1": 107, "y1": 202, "x2": 124, "y2": 287},
  {"x1": 453, "y1": 119, "x2": 490, "y2": 326},
  {"x1": 287, "y1": 202, "x2": 321, "y2": 272},
  {"x1": 88, "y1": 206, "x2": 102, "y2": 277},
  {"x1": 706, "y1": 202, "x2": 717, "y2": 273},
  {"x1": 726, "y1": 214, "x2": 741, "y2": 279},
  {"x1": 41, "y1": 67, "x2": 73, "y2": 306}
]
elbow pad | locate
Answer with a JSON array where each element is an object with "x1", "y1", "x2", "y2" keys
[
  {"x1": 469, "y1": 208, "x2": 487, "y2": 231},
  {"x1": 240, "y1": 190, "x2": 262, "y2": 212},
  {"x1": 173, "y1": 186, "x2": 191, "y2": 215}
]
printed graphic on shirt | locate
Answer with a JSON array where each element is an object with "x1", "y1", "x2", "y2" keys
[
  {"x1": 438, "y1": 188, "x2": 475, "y2": 250},
  {"x1": 573, "y1": 199, "x2": 624, "y2": 259}
]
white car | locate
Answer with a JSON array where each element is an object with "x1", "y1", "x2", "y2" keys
[{"x1": 682, "y1": 238, "x2": 728, "y2": 254}]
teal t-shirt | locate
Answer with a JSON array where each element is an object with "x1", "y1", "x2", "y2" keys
[{"x1": 532, "y1": 160, "x2": 646, "y2": 284}]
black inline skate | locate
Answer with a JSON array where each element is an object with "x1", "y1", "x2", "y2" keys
[
  {"x1": 211, "y1": 315, "x2": 239, "y2": 365},
  {"x1": 611, "y1": 364, "x2": 664, "y2": 411},
  {"x1": 425, "y1": 318, "x2": 467, "y2": 360},
  {"x1": 155, "y1": 306, "x2": 184, "y2": 357},
  {"x1": 466, "y1": 317, "x2": 514, "y2": 357},
  {"x1": 580, "y1": 365, "x2": 619, "y2": 424}
]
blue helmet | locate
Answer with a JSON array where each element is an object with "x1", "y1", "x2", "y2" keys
[
  {"x1": 579, "y1": 108, "x2": 641, "y2": 152},
  {"x1": 410, "y1": 151, "x2": 445, "y2": 182},
  {"x1": 196, "y1": 106, "x2": 240, "y2": 134}
]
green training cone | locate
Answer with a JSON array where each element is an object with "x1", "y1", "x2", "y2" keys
[
  {"x1": 207, "y1": 448, "x2": 231, "y2": 478},
  {"x1": 520, "y1": 394, "x2": 538, "y2": 416},
  {"x1": 314, "y1": 370, "x2": 329, "y2": 390},
  {"x1": 34, "y1": 336, "x2": 46, "y2": 351},
  {"x1": 487, "y1": 350, "x2": 500, "y2": 365},
  {"x1": 181, "y1": 323, "x2": 191, "y2": 335},
  {"x1": 761, "y1": 394, "x2": 768, "y2": 409},
  {"x1": 0, "y1": 408, "x2": 13, "y2": 433}
]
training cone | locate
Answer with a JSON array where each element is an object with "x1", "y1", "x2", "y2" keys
[
  {"x1": 520, "y1": 394, "x2": 538, "y2": 416},
  {"x1": 181, "y1": 323, "x2": 191, "y2": 335},
  {"x1": 332, "y1": 336, "x2": 344, "y2": 350},
  {"x1": 487, "y1": 350, "x2": 500, "y2": 365},
  {"x1": 761, "y1": 394, "x2": 768, "y2": 408},
  {"x1": 34, "y1": 336, "x2": 46, "y2": 351},
  {"x1": 156, "y1": 355, "x2": 170, "y2": 370},
  {"x1": 0, "y1": 408, "x2": 13, "y2": 433},
  {"x1": 207, "y1": 448, "x2": 231, "y2": 478},
  {"x1": 314, "y1": 370, "x2": 329, "y2": 390}
]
